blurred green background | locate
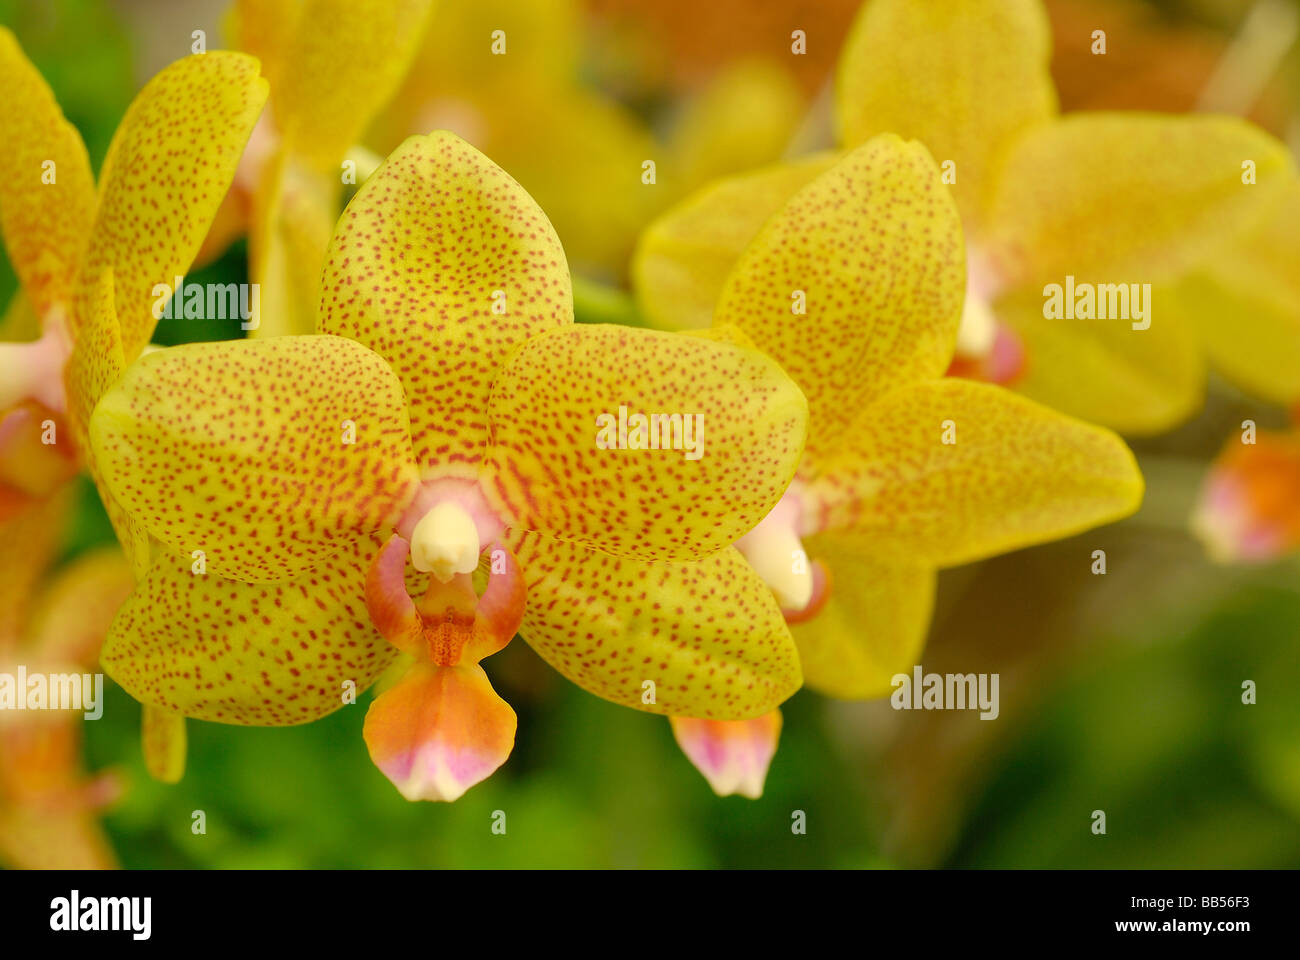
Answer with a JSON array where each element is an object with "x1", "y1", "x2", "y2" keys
[{"x1": 2, "y1": 0, "x2": 1299, "y2": 868}]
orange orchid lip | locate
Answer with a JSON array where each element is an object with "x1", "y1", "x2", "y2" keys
[{"x1": 365, "y1": 533, "x2": 525, "y2": 666}]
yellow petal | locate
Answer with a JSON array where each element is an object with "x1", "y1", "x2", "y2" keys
[
  {"x1": 789, "y1": 532, "x2": 935, "y2": 700},
  {"x1": 0, "y1": 27, "x2": 96, "y2": 320},
  {"x1": 714, "y1": 136, "x2": 965, "y2": 466},
  {"x1": 509, "y1": 530, "x2": 802, "y2": 720},
  {"x1": 142, "y1": 704, "x2": 186, "y2": 784},
  {"x1": 24, "y1": 546, "x2": 134, "y2": 668},
  {"x1": 258, "y1": 0, "x2": 436, "y2": 170},
  {"x1": 835, "y1": 0, "x2": 1056, "y2": 230},
  {"x1": 807, "y1": 378, "x2": 1144, "y2": 567},
  {"x1": 485, "y1": 324, "x2": 808, "y2": 562},
  {"x1": 1175, "y1": 184, "x2": 1300, "y2": 407},
  {"x1": 0, "y1": 489, "x2": 68, "y2": 651},
  {"x1": 465, "y1": 86, "x2": 659, "y2": 278},
  {"x1": 986, "y1": 113, "x2": 1296, "y2": 292},
  {"x1": 247, "y1": 151, "x2": 337, "y2": 338},
  {"x1": 77, "y1": 52, "x2": 268, "y2": 361},
  {"x1": 0, "y1": 803, "x2": 117, "y2": 870},
  {"x1": 363, "y1": 661, "x2": 516, "y2": 802},
  {"x1": 633, "y1": 154, "x2": 837, "y2": 332},
  {"x1": 63, "y1": 269, "x2": 153, "y2": 580},
  {"x1": 667, "y1": 59, "x2": 805, "y2": 197},
  {"x1": 90, "y1": 336, "x2": 419, "y2": 583},
  {"x1": 102, "y1": 536, "x2": 400, "y2": 725},
  {"x1": 670, "y1": 710, "x2": 782, "y2": 799},
  {"x1": 993, "y1": 286, "x2": 1207, "y2": 435},
  {"x1": 319, "y1": 131, "x2": 573, "y2": 477}
]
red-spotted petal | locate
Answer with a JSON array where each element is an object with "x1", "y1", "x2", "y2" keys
[{"x1": 319, "y1": 131, "x2": 573, "y2": 477}]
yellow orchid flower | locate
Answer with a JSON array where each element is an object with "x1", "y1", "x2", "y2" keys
[
  {"x1": 371, "y1": 0, "x2": 808, "y2": 280},
  {"x1": 0, "y1": 34, "x2": 269, "y2": 779},
  {"x1": 195, "y1": 0, "x2": 437, "y2": 338},
  {"x1": 1187, "y1": 179, "x2": 1300, "y2": 565},
  {"x1": 0, "y1": 491, "x2": 135, "y2": 870},
  {"x1": 88, "y1": 131, "x2": 808, "y2": 803},
  {"x1": 635, "y1": 0, "x2": 1300, "y2": 436},
  {"x1": 635, "y1": 134, "x2": 1144, "y2": 798},
  {"x1": 0, "y1": 28, "x2": 268, "y2": 556}
]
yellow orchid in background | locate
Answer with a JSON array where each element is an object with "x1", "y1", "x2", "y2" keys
[
  {"x1": 0, "y1": 37, "x2": 270, "y2": 779},
  {"x1": 0, "y1": 506, "x2": 134, "y2": 870},
  {"x1": 371, "y1": 0, "x2": 810, "y2": 281},
  {"x1": 1187, "y1": 180, "x2": 1300, "y2": 565},
  {"x1": 89, "y1": 131, "x2": 808, "y2": 802},
  {"x1": 195, "y1": 0, "x2": 436, "y2": 338},
  {"x1": 644, "y1": 134, "x2": 1144, "y2": 798},
  {"x1": 635, "y1": 0, "x2": 1300, "y2": 436}
]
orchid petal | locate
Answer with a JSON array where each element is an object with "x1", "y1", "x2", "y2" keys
[
  {"x1": 76, "y1": 52, "x2": 268, "y2": 361},
  {"x1": 986, "y1": 113, "x2": 1295, "y2": 292},
  {"x1": 633, "y1": 154, "x2": 836, "y2": 332},
  {"x1": 141, "y1": 704, "x2": 186, "y2": 784},
  {"x1": 0, "y1": 27, "x2": 95, "y2": 320},
  {"x1": 807, "y1": 378, "x2": 1143, "y2": 567},
  {"x1": 993, "y1": 285, "x2": 1206, "y2": 435},
  {"x1": 835, "y1": 0, "x2": 1056, "y2": 230},
  {"x1": 1175, "y1": 184, "x2": 1300, "y2": 407},
  {"x1": 714, "y1": 136, "x2": 965, "y2": 466},
  {"x1": 485, "y1": 323, "x2": 807, "y2": 562},
  {"x1": 509, "y1": 530, "x2": 801, "y2": 720},
  {"x1": 788, "y1": 533, "x2": 935, "y2": 699},
  {"x1": 319, "y1": 131, "x2": 572, "y2": 477},
  {"x1": 238, "y1": 0, "x2": 436, "y2": 171},
  {"x1": 102, "y1": 536, "x2": 400, "y2": 725},
  {"x1": 90, "y1": 335, "x2": 419, "y2": 583}
]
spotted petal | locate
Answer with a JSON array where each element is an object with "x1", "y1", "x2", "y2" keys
[
  {"x1": 319, "y1": 131, "x2": 573, "y2": 476},
  {"x1": 509, "y1": 530, "x2": 801, "y2": 720},
  {"x1": 101, "y1": 536, "x2": 399, "y2": 725},
  {"x1": 633, "y1": 154, "x2": 837, "y2": 332},
  {"x1": 835, "y1": 0, "x2": 1056, "y2": 230},
  {"x1": 714, "y1": 136, "x2": 965, "y2": 467},
  {"x1": 76, "y1": 52, "x2": 268, "y2": 361},
  {"x1": 90, "y1": 336, "x2": 419, "y2": 583},
  {"x1": 806, "y1": 378, "x2": 1143, "y2": 567},
  {"x1": 0, "y1": 27, "x2": 96, "y2": 320},
  {"x1": 485, "y1": 323, "x2": 807, "y2": 562}
]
